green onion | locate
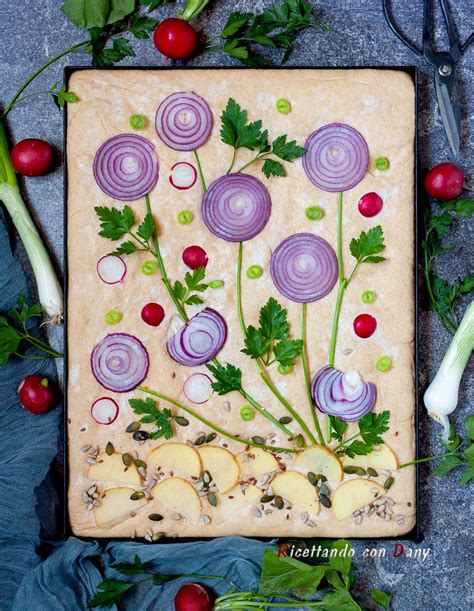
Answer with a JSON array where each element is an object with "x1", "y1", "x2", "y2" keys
[
  {"x1": 129, "y1": 114, "x2": 147, "y2": 130},
  {"x1": 177, "y1": 210, "x2": 193, "y2": 225},
  {"x1": 305, "y1": 206, "x2": 324, "y2": 221},
  {"x1": 240, "y1": 405, "x2": 255, "y2": 421},
  {"x1": 105, "y1": 309, "x2": 122, "y2": 325},
  {"x1": 376, "y1": 355, "x2": 392, "y2": 372},
  {"x1": 375, "y1": 156, "x2": 389, "y2": 171},
  {"x1": 277, "y1": 363, "x2": 293, "y2": 375},
  {"x1": 141, "y1": 260, "x2": 159, "y2": 275},
  {"x1": 246, "y1": 264, "x2": 263, "y2": 279},
  {"x1": 276, "y1": 98, "x2": 291, "y2": 114},
  {"x1": 0, "y1": 120, "x2": 63, "y2": 321},
  {"x1": 362, "y1": 290, "x2": 376, "y2": 304},
  {"x1": 209, "y1": 279, "x2": 224, "y2": 289}
]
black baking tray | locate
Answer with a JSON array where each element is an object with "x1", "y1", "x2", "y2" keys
[{"x1": 62, "y1": 65, "x2": 421, "y2": 544}]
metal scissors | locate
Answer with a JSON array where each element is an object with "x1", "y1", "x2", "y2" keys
[{"x1": 382, "y1": 0, "x2": 473, "y2": 157}]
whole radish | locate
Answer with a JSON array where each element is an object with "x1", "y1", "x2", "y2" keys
[
  {"x1": 18, "y1": 375, "x2": 55, "y2": 414},
  {"x1": 174, "y1": 583, "x2": 213, "y2": 611},
  {"x1": 424, "y1": 163, "x2": 464, "y2": 200},
  {"x1": 154, "y1": 18, "x2": 198, "y2": 60},
  {"x1": 11, "y1": 139, "x2": 54, "y2": 176},
  {"x1": 182, "y1": 245, "x2": 208, "y2": 270}
]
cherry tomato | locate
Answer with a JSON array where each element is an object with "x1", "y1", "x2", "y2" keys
[
  {"x1": 18, "y1": 375, "x2": 55, "y2": 414},
  {"x1": 182, "y1": 245, "x2": 208, "y2": 270},
  {"x1": 174, "y1": 583, "x2": 212, "y2": 611},
  {"x1": 424, "y1": 163, "x2": 464, "y2": 200},
  {"x1": 353, "y1": 313, "x2": 377, "y2": 339},
  {"x1": 141, "y1": 303, "x2": 165, "y2": 327},
  {"x1": 10, "y1": 139, "x2": 54, "y2": 176},
  {"x1": 154, "y1": 18, "x2": 198, "y2": 60},
  {"x1": 358, "y1": 192, "x2": 383, "y2": 217}
]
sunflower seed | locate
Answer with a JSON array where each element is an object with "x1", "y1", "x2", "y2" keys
[
  {"x1": 87, "y1": 503, "x2": 94, "y2": 512},
  {"x1": 146, "y1": 528, "x2": 153, "y2": 538},
  {"x1": 223, "y1": 401, "x2": 231, "y2": 413},
  {"x1": 354, "y1": 514, "x2": 363, "y2": 525},
  {"x1": 363, "y1": 505, "x2": 372, "y2": 515},
  {"x1": 131, "y1": 450, "x2": 139, "y2": 459},
  {"x1": 266, "y1": 433, "x2": 276, "y2": 440},
  {"x1": 93, "y1": 499, "x2": 102, "y2": 507},
  {"x1": 384, "y1": 477, "x2": 394, "y2": 490},
  {"x1": 264, "y1": 509, "x2": 273, "y2": 515},
  {"x1": 82, "y1": 493, "x2": 90, "y2": 503},
  {"x1": 306, "y1": 519, "x2": 317, "y2": 527},
  {"x1": 352, "y1": 510, "x2": 361, "y2": 517},
  {"x1": 87, "y1": 485, "x2": 97, "y2": 495},
  {"x1": 381, "y1": 470, "x2": 391, "y2": 477},
  {"x1": 105, "y1": 442, "x2": 114, "y2": 456},
  {"x1": 202, "y1": 514, "x2": 211, "y2": 525},
  {"x1": 301, "y1": 511, "x2": 309, "y2": 523},
  {"x1": 266, "y1": 486, "x2": 274, "y2": 496},
  {"x1": 367, "y1": 467, "x2": 378, "y2": 477},
  {"x1": 86, "y1": 457, "x2": 96, "y2": 464},
  {"x1": 342, "y1": 348, "x2": 353, "y2": 355},
  {"x1": 144, "y1": 534, "x2": 152, "y2": 542},
  {"x1": 255, "y1": 507, "x2": 262, "y2": 518},
  {"x1": 195, "y1": 435, "x2": 206, "y2": 446},
  {"x1": 320, "y1": 494, "x2": 332, "y2": 508},
  {"x1": 370, "y1": 487, "x2": 380, "y2": 494},
  {"x1": 395, "y1": 515, "x2": 405, "y2": 525},
  {"x1": 171, "y1": 513, "x2": 182, "y2": 521},
  {"x1": 367, "y1": 507, "x2": 376, "y2": 517},
  {"x1": 374, "y1": 498, "x2": 386, "y2": 506},
  {"x1": 92, "y1": 492, "x2": 99, "y2": 499},
  {"x1": 122, "y1": 453, "x2": 133, "y2": 467},
  {"x1": 384, "y1": 512, "x2": 391, "y2": 521},
  {"x1": 385, "y1": 497, "x2": 395, "y2": 506},
  {"x1": 126, "y1": 421, "x2": 141, "y2": 433},
  {"x1": 202, "y1": 470, "x2": 212, "y2": 484},
  {"x1": 81, "y1": 444, "x2": 92, "y2": 453}
]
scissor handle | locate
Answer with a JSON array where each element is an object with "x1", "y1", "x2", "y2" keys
[{"x1": 382, "y1": 0, "x2": 423, "y2": 56}]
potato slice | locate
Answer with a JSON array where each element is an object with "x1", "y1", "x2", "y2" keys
[
  {"x1": 147, "y1": 443, "x2": 201, "y2": 478},
  {"x1": 94, "y1": 487, "x2": 147, "y2": 526},
  {"x1": 236, "y1": 448, "x2": 279, "y2": 477},
  {"x1": 198, "y1": 446, "x2": 240, "y2": 493},
  {"x1": 210, "y1": 484, "x2": 262, "y2": 523},
  {"x1": 87, "y1": 453, "x2": 141, "y2": 486},
  {"x1": 341, "y1": 444, "x2": 398, "y2": 471},
  {"x1": 271, "y1": 471, "x2": 320, "y2": 516},
  {"x1": 151, "y1": 477, "x2": 201, "y2": 522},
  {"x1": 294, "y1": 445, "x2": 343, "y2": 481},
  {"x1": 332, "y1": 479, "x2": 386, "y2": 520}
]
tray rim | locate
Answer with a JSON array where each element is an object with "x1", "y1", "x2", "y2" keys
[{"x1": 62, "y1": 64, "x2": 421, "y2": 545}]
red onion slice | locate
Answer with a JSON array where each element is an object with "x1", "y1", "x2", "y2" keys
[
  {"x1": 270, "y1": 233, "x2": 338, "y2": 303},
  {"x1": 93, "y1": 133, "x2": 159, "y2": 201},
  {"x1": 201, "y1": 173, "x2": 271, "y2": 242},
  {"x1": 169, "y1": 161, "x2": 197, "y2": 190},
  {"x1": 302, "y1": 124, "x2": 369, "y2": 192},
  {"x1": 91, "y1": 397, "x2": 119, "y2": 425},
  {"x1": 183, "y1": 373, "x2": 213, "y2": 403},
  {"x1": 91, "y1": 333, "x2": 149, "y2": 393},
  {"x1": 311, "y1": 365, "x2": 376, "y2": 422},
  {"x1": 167, "y1": 308, "x2": 227, "y2": 366},
  {"x1": 96, "y1": 255, "x2": 126, "y2": 284},
  {"x1": 155, "y1": 92, "x2": 213, "y2": 151}
]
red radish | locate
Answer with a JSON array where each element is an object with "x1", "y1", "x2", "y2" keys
[
  {"x1": 154, "y1": 18, "x2": 198, "y2": 60},
  {"x1": 424, "y1": 163, "x2": 464, "y2": 200},
  {"x1": 11, "y1": 139, "x2": 54, "y2": 176},
  {"x1": 141, "y1": 302, "x2": 165, "y2": 327},
  {"x1": 91, "y1": 397, "x2": 119, "y2": 425},
  {"x1": 183, "y1": 373, "x2": 213, "y2": 404},
  {"x1": 174, "y1": 583, "x2": 212, "y2": 611},
  {"x1": 182, "y1": 245, "x2": 208, "y2": 270},
  {"x1": 358, "y1": 192, "x2": 383, "y2": 217},
  {"x1": 97, "y1": 255, "x2": 127, "y2": 284},
  {"x1": 353, "y1": 313, "x2": 377, "y2": 339},
  {"x1": 18, "y1": 375, "x2": 55, "y2": 414},
  {"x1": 170, "y1": 162, "x2": 197, "y2": 190}
]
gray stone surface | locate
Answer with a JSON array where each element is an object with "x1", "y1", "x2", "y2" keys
[{"x1": 0, "y1": 1, "x2": 472, "y2": 609}]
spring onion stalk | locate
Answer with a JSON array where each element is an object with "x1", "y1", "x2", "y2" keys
[
  {"x1": 424, "y1": 301, "x2": 474, "y2": 441},
  {"x1": 179, "y1": 0, "x2": 212, "y2": 21},
  {"x1": 0, "y1": 120, "x2": 63, "y2": 322}
]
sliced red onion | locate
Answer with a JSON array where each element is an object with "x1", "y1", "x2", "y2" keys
[
  {"x1": 167, "y1": 308, "x2": 227, "y2": 366},
  {"x1": 169, "y1": 161, "x2": 197, "y2": 190},
  {"x1": 96, "y1": 255, "x2": 126, "y2": 284},
  {"x1": 91, "y1": 333, "x2": 149, "y2": 393},
  {"x1": 302, "y1": 124, "x2": 369, "y2": 192},
  {"x1": 183, "y1": 373, "x2": 213, "y2": 404},
  {"x1": 91, "y1": 397, "x2": 119, "y2": 425},
  {"x1": 270, "y1": 233, "x2": 338, "y2": 303},
  {"x1": 155, "y1": 92, "x2": 212, "y2": 151},
  {"x1": 201, "y1": 173, "x2": 271, "y2": 242},
  {"x1": 311, "y1": 365, "x2": 376, "y2": 422},
  {"x1": 93, "y1": 133, "x2": 158, "y2": 201}
]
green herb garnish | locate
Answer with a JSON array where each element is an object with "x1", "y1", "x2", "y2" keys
[
  {"x1": 376, "y1": 355, "x2": 392, "y2": 372},
  {"x1": 332, "y1": 411, "x2": 391, "y2": 458},
  {"x1": 305, "y1": 205, "x2": 323, "y2": 220},
  {"x1": 129, "y1": 114, "x2": 146, "y2": 130},
  {"x1": 246, "y1": 264, "x2": 263, "y2": 279},
  {"x1": 361, "y1": 290, "x2": 376, "y2": 304},
  {"x1": 171, "y1": 266, "x2": 208, "y2": 308},
  {"x1": 374, "y1": 156, "x2": 389, "y2": 171},
  {"x1": 276, "y1": 98, "x2": 291, "y2": 114},
  {"x1": 128, "y1": 397, "x2": 176, "y2": 440},
  {"x1": 206, "y1": 362, "x2": 242, "y2": 395},
  {"x1": 105, "y1": 309, "x2": 122, "y2": 325},
  {"x1": 177, "y1": 210, "x2": 193, "y2": 225}
]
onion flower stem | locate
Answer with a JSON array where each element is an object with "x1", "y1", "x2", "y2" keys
[
  {"x1": 193, "y1": 150, "x2": 207, "y2": 192},
  {"x1": 301, "y1": 303, "x2": 325, "y2": 445}
]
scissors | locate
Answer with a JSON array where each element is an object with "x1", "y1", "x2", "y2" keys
[{"x1": 382, "y1": 0, "x2": 473, "y2": 157}]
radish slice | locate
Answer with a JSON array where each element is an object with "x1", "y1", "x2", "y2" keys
[
  {"x1": 91, "y1": 397, "x2": 119, "y2": 425},
  {"x1": 97, "y1": 255, "x2": 126, "y2": 284},
  {"x1": 170, "y1": 162, "x2": 197, "y2": 190},
  {"x1": 183, "y1": 373, "x2": 213, "y2": 404}
]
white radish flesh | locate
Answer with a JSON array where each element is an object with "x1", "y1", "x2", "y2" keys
[
  {"x1": 91, "y1": 397, "x2": 119, "y2": 425},
  {"x1": 169, "y1": 162, "x2": 197, "y2": 190},
  {"x1": 97, "y1": 255, "x2": 126, "y2": 284},
  {"x1": 183, "y1": 373, "x2": 213, "y2": 404}
]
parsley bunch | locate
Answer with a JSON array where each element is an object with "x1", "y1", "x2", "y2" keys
[
  {"x1": 129, "y1": 397, "x2": 186, "y2": 440},
  {"x1": 331, "y1": 411, "x2": 391, "y2": 458},
  {"x1": 221, "y1": 98, "x2": 305, "y2": 177}
]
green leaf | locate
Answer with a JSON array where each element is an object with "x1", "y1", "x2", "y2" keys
[
  {"x1": 9, "y1": 295, "x2": 42, "y2": 326},
  {"x1": 111, "y1": 37, "x2": 135, "y2": 57},
  {"x1": 259, "y1": 550, "x2": 326, "y2": 599},
  {"x1": 88, "y1": 579, "x2": 135, "y2": 608},
  {"x1": 358, "y1": 411, "x2": 390, "y2": 446},
  {"x1": 440, "y1": 196, "x2": 474, "y2": 217},
  {"x1": 329, "y1": 416, "x2": 348, "y2": 442},
  {"x1": 184, "y1": 295, "x2": 204, "y2": 305},
  {"x1": 465, "y1": 415, "x2": 474, "y2": 441},
  {"x1": 350, "y1": 226, "x2": 386, "y2": 264},
  {"x1": 242, "y1": 325, "x2": 270, "y2": 359},
  {"x1": 110, "y1": 241, "x2": 137, "y2": 256},
  {"x1": 107, "y1": 0, "x2": 135, "y2": 25},
  {"x1": 95, "y1": 205, "x2": 135, "y2": 240},
  {"x1": 129, "y1": 14, "x2": 159, "y2": 39},
  {"x1": 0, "y1": 326, "x2": 21, "y2": 365},
  {"x1": 171, "y1": 281, "x2": 187, "y2": 302},
  {"x1": 137, "y1": 212, "x2": 155, "y2": 242},
  {"x1": 343, "y1": 440, "x2": 373, "y2": 458},
  {"x1": 206, "y1": 362, "x2": 242, "y2": 394},
  {"x1": 371, "y1": 588, "x2": 392, "y2": 610},
  {"x1": 111, "y1": 555, "x2": 145, "y2": 576},
  {"x1": 458, "y1": 465, "x2": 474, "y2": 486},
  {"x1": 273, "y1": 338, "x2": 303, "y2": 366},
  {"x1": 262, "y1": 158, "x2": 286, "y2": 178},
  {"x1": 432, "y1": 455, "x2": 464, "y2": 476},
  {"x1": 271, "y1": 134, "x2": 305, "y2": 161},
  {"x1": 463, "y1": 443, "x2": 474, "y2": 466},
  {"x1": 220, "y1": 98, "x2": 262, "y2": 150},
  {"x1": 329, "y1": 540, "x2": 352, "y2": 578},
  {"x1": 185, "y1": 267, "x2": 208, "y2": 293},
  {"x1": 152, "y1": 572, "x2": 176, "y2": 585},
  {"x1": 259, "y1": 297, "x2": 289, "y2": 343},
  {"x1": 223, "y1": 39, "x2": 250, "y2": 60},
  {"x1": 128, "y1": 398, "x2": 174, "y2": 440},
  {"x1": 221, "y1": 12, "x2": 254, "y2": 37},
  {"x1": 61, "y1": 0, "x2": 110, "y2": 29},
  {"x1": 321, "y1": 586, "x2": 361, "y2": 610},
  {"x1": 140, "y1": 0, "x2": 171, "y2": 11}
]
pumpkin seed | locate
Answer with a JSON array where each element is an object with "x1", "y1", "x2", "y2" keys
[
  {"x1": 294, "y1": 434, "x2": 305, "y2": 448},
  {"x1": 274, "y1": 496, "x2": 284, "y2": 510},
  {"x1": 343, "y1": 465, "x2": 359, "y2": 474},
  {"x1": 105, "y1": 442, "x2": 114, "y2": 456},
  {"x1": 367, "y1": 467, "x2": 378, "y2": 477},
  {"x1": 130, "y1": 491, "x2": 145, "y2": 500},
  {"x1": 252, "y1": 436, "x2": 265, "y2": 446},
  {"x1": 260, "y1": 494, "x2": 275, "y2": 503},
  {"x1": 384, "y1": 476, "x2": 394, "y2": 490},
  {"x1": 152, "y1": 532, "x2": 165, "y2": 542},
  {"x1": 207, "y1": 492, "x2": 218, "y2": 507},
  {"x1": 315, "y1": 473, "x2": 327, "y2": 482},
  {"x1": 205, "y1": 432, "x2": 217, "y2": 443},
  {"x1": 202, "y1": 470, "x2": 212, "y2": 484},
  {"x1": 307, "y1": 472, "x2": 319, "y2": 487},
  {"x1": 122, "y1": 453, "x2": 133, "y2": 467},
  {"x1": 134, "y1": 459, "x2": 147, "y2": 469},
  {"x1": 148, "y1": 513, "x2": 163, "y2": 521},
  {"x1": 126, "y1": 421, "x2": 141, "y2": 433},
  {"x1": 133, "y1": 430, "x2": 150, "y2": 441},
  {"x1": 175, "y1": 416, "x2": 189, "y2": 426},
  {"x1": 195, "y1": 435, "x2": 206, "y2": 446},
  {"x1": 320, "y1": 483, "x2": 330, "y2": 497},
  {"x1": 279, "y1": 416, "x2": 293, "y2": 425},
  {"x1": 320, "y1": 494, "x2": 332, "y2": 508},
  {"x1": 355, "y1": 467, "x2": 367, "y2": 476}
]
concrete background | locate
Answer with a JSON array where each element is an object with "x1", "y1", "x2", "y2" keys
[{"x1": 0, "y1": 1, "x2": 472, "y2": 609}]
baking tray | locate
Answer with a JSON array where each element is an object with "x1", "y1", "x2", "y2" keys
[{"x1": 62, "y1": 65, "x2": 421, "y2": 544}]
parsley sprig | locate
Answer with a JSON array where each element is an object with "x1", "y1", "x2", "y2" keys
[
  {"x1": 422, "y1": 196, "x2": 474, "y2": 335},
  {"x1": 206, "y1": 362, "x2": 242, "y2": 395},
  {"x1": 221, "y1": 98, "x2": 305, "y2": 177},
  {"x1": 95, "y1": 204, "x2": 157, "y2": 256},
  {"x1": 331, "y1": 411, "x2": 391, "y2": 458},
  {"x1": 171, "y1": 267, "x2": 208, "y2": 308},
  {"x1": 128, "y1": 397, "x2": 181, "y2": 440}
]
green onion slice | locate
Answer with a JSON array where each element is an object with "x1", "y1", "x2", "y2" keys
[
  {"x1": 246, "y1": 264, "x2": 263, "y2": 279},
  {"x1": 129, "y1": 114, "x2": 147, "y2": 130}
]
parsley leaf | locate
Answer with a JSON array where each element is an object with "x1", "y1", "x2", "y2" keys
[
  {"x1": 137, "y1": 212, "x2": 155, "y2": 242},
  {"x1": 170, "y1": 267, "x2": 208, "y2": 309},
  {"x1": 220, "y1": 98, "x2": 263, "y2": 150},
  {"x1": 337, "y1": 411, "x2": 390, "y2": 458},
  {"x1": 271, "y1": 134, "x2": 305, "y2": 161},
  {"x1": 128, "y1": 14, "x2": 159, "y2": 40},
  {"x1": 95, "y1": 205, "x2": 135, "y2": 241},
  {"x1": 349, "y1": 226, "x2": 386, "y2": 264},
  {"x1": 206, "y1": 362, "x2": 242, "y2": 394},
  {"x1": 259, "y1": 297, "x2": 288, "y2": 341},
  {"x1": 111, "y1": 555, "x2": 145, "y2": 576},
  {"x1": 128, "y1": 398, "x2": 175, "y2": 440},
  {"x1": 329, "y1": 416, "x2": 348, "y2": 442},
  {"x1": 273, "y1": 338, "x2": 303, "y2": 366},
  {"x1": 262, "y1": 158, "x2": 286, "y2": 178},
  {"x1": 87, "y1": 579, "x2": 135, "y2": 609},
  {"x1": 371, "y1": 589, "x2": 392, "y2": 610},
  {"x1": 440, "y1": 196, "x2": 474, "y2": 217}
]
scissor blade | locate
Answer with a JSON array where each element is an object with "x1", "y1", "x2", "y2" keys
[{"x1": 435, "y1": 78, "x2": 461, "y2": 157}]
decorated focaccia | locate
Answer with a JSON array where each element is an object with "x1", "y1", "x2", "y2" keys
[{"x1": 66, "y1": 68, "x2": 416, "y2": 539}]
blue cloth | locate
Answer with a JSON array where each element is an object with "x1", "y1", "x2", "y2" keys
[{"x1": 0, "y1": 208, "x2": 274, "y2": 611}]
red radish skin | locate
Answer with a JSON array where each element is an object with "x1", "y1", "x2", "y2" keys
[
  {"x1": 182, "y1": 245, "x2": 208, "y2": 270},
  {"x1": 174, "y1": 583, "x2": 212, "y2": 611},
  {"x1": 11, "y1": 139, "x2": 54, "y2": 176},
  {"x1": 183, "y1": 373, "x2": 213, "y2": 404},
  {"x1": 424, "y1": 163, "x2": 464, "y2": 200},
  {"x1": 91, "y1": 397, "x2": 119, "y2": 425},
  {"x1": 358, "y1": 192, "x2": 383, "y2": 217},
  {"x1": 141, "y1": 303, "x2": 165, "y2": 327},
  {"x1": 96, "y1": 255, "x2": 127, "y2": 284},
  {"x1": 154, "y1": 18, "x2": 198, "y2": 60},
  {"x1": 353, "y1": 313, "x2": 377, "y2": 339},
  {"x1": 170, "y1": 162, "x2": 197, "y2": 190},
  {"x1": 18, "y1": 375, "x2": 55, "y2": 414}
]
